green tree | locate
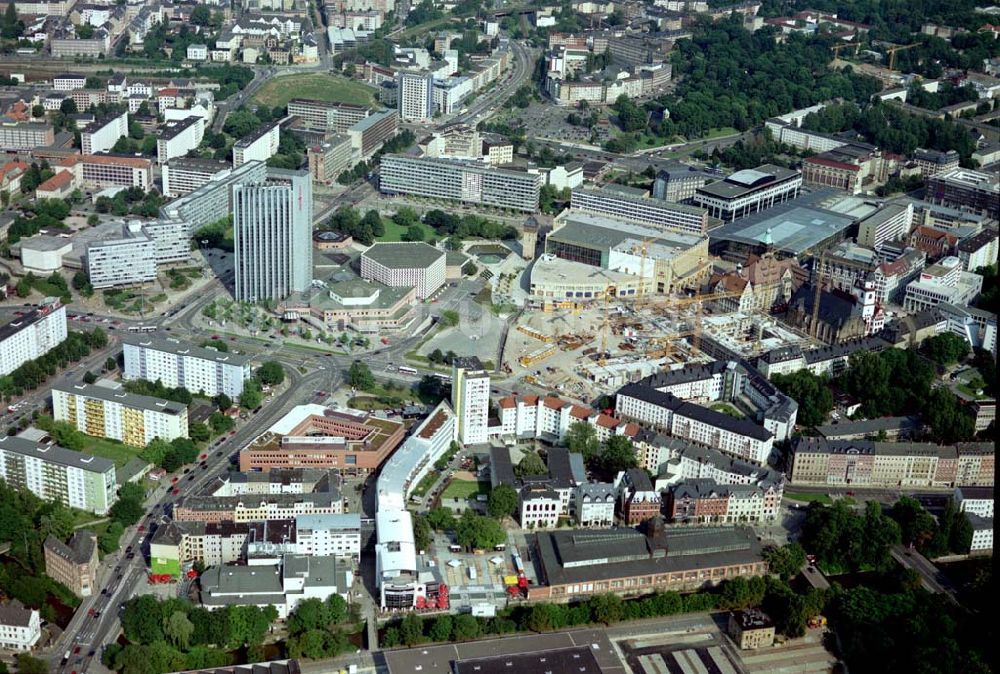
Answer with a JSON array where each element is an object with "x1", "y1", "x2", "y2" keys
[
  {"x1": 487, "y1": 484, "x2": 518, "y2": 519},
  {"x1": 399, "y1": 612, "x2": 424, "y2": 646},
  {"x1": 515, "y1": 450, "x2": 547, "y2": 477},
  {"x1": 601, "y1": 436, "x2": 638, "y2": 473},
  {"x1": 589, "y1": 593, "x2": 624, "y2": 624},
  {"x1": 214, "y1": 394, "x2": 233, "y2": 411},
  {"x1": 922, "y1": 332, "x2": 969, "y2": 366},
  {"x1": 98, "y1": 521, "x2": 124, "y2": 554},
  {"x1": 763, "y1": 543, "x2": 807, "y2": 580},
  {"x1": 426, "y1": 507, "x2": 456, "y2": 531},
  {"x1": 564, "y1": 421, "x2": 600, "y2": 460},
  {"x1": 451, "y1": 614, "x2": 481, "y2": 641},
  {"x1": 14, "y1": 654, "x2": 48, "y2": 674},
  {"x1": 239, "y1": 379, "x2": 264, "y2": 410},
  {"x1": 288, "y1": 597, "x2": 329, "y2": 634},
  {"x1": 348, "y1": 360, "x2": 375, "y2": 391},
  {"x1": 428, "y1": 615, "x2": 452, "y2": 642},
  {"x1": 256, "y1": 361, "x2": 285, "y2": 386},
  {"x1": 164, "y1": 610, "x2": 195, "y2": 650},
  {"x1": 772, "y1": 370, "x2": 834, "y2": 426},
  {"x1": 455, "y1": 509, "x2": 506, "y2": 550}
]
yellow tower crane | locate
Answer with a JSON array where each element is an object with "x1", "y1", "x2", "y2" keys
[
  {"x1": 886, "y1": 43, "x2": 919, "y2": 71},
  {"x1": 831, "y1": 42, "x2": 861, "y2": 60}
]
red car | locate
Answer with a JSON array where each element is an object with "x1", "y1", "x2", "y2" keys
[
  {"x1": 73, "y1": 646, "x2": 81, "y2": 654},
  {"x1": 199, "y1": 454, "x2": 207, "y2": 460},
  {"x1": 171, "y1": 476, "x2": 179, "y2": 483},
  {"x1": 137, "y1": 525, "x2": 145, "y2": 533},
  {"x1": 172, "y1": 488, "x2": 180, "y2": 495}
]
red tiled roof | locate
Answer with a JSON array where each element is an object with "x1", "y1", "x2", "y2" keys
[
  {"x1": 521, "y1": 395, "x2": 539, "y2": 405},
  {"x1": 543, "y1": 396, "x2": 567, "y2": 410},
  {"x1": 569, "y1": 405, "x2": 591, "y2": 419},
  {"x1": 498, "y1": 396, "x2": 516, "y2": 409},
  {"x1": 36, "y1": 170, "x2": 74, "y2": 192},
  {"x1": 79, "y1": 154, "x2": 152, "y2": 169},
  {"x1": 594, "y1": 414, "x2": 619, "y2": 429},
  {"x1": 622, "y1": 422, "x2": 639, "y2": 437}
]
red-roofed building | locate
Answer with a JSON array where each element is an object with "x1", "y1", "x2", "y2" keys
[
  {"x1": 496, "y1": 393, "x2": 635, "y2": 444},
  {"x1": 0, "y1": 159, "x2": 29, "y2": 197},
  {"x1": 909, "y1": 225, "x2": 959, "y2": 259},
  {"x1": 35, "y1": 170, "x2": 77, "y2": 199}
]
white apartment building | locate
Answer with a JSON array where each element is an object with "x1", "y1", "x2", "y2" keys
[
  {"x1": 186, "y1": 43, "x2": 208, "y2": 60},
  {"x1": 86, "y1": 225, "x2": 157, "y2": 289},
  {"x1": 616, "y1": 384, "x2": 774, "y2": 466},
  {"x1": 65, "y1": 154, "x2": 153, "y2": 190},
  {"x1": 956, "y1": 229, "x2": 998, "y2": 272},
  {"x1": 80, "y1": 111, "x2": 128, "y2": 155},
  {"x1": 360, "y1": 242, "x2": 445, "y2": 300},
  {"x1": 955, "y1": 486, "x2": 994, "y2": 519},
  {"x1": 161, "y1": 160, "x2": 268, "y2": 230},
  {"x1": 856, "y1": 202, "x2": 914, "y2": 249},
  {"x1": 0, "y1": 301, "x2": 67, "y2": 376},
  {"x1": 52, "y1": 381, "x2": 189, "y2": 446},
  {"x1": 452, "y1": 357, "x2": 490, "y2": 445},
  {"x1": 571, "y1": 188, "x2": 708, "y2": 236},
  {"x1": 496, "y1": 394, "x2": 634, "y2": 444},
  {"x1": 161, "y1": 157, "x2": 232, "y2": 197},
  {"x1": 904, "y1": 256, "x2": 983, "y2": 312},
  {"x1": 520, "y1": 486, "x2": 561, "y2": 529},
  {"x1": 574, "y1": 483, "x2": 616, "y2": 527},
  {"x1": 968, "y1": 513, "x2": 993, "y2": 552},
  {"x1": 122, "y1": 336, "x2": 252, "y2": 398},
  {"x1": 397, "y1": 71, "x2": 434, "y2": 121},
  {"x1": 53, "y1": 73, "x2": 86, "y2": 91},
  {"x1": 296, "y1": 513, "x2": 361, "y2": 559},
  {"x1": 157, "y1": 115, "x2": 206, "y2": 164},
  {"x1": 233, "y1": 119, "x2": 281, "y2": 167},
  {"x1": 376, "y1": 401, "x2": 457, "y2": 510},
  {"x1": 233, "y1": 169, "x2": 314, "y2": 303},
  {"x1": 379, "y1": 154, "x2": 542, "y2": 213},
  {"x1": 0, "y1": 601, "x2": 41, "y2": 652},
  {"x1": 0, "y1": 436, "x2": 117, "y2": 514}
]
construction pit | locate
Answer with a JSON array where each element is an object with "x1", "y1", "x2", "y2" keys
[{"x1": 501, "y1": 300, "x2": 716, "y2": 402}]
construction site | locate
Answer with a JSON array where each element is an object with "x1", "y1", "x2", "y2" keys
[{"x1": 501, "y1": 277, "x2": 822, "y2": 402}]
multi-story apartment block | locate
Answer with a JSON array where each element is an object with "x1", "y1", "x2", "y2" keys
[
  {"x1": 856, "y1": 202, "x2": 914, "y2": 249},
  {"x1": 296, "y1": 513, "x2": 362, "y2": 559},
  {"x1": 122, "y1": 336, "x2": 252, "y2": 398},
  {"x1": 691, "y1": 165, "x2": 802, "y2": 222},
  {"x1": 86, "y1": 225, "x2": 157, "y2": 289},
  {"x1": 233, "y1": 119, "x2": 281, "y2": 167},
  {"x1": 0, "y1": 300, "x2": 67, "y2": 376},
  {"x1": 376, "y1": 401, "x2": 457, "y2": 511},
  {"x1": 150, "y1": 519, "x2": 297, "y2": 576},
  {"x1": 43, "y1": 531, "x2": 98, "y2": 598},
  {"x1": 926, "y1": 168, "x2": 999, "y2": 219},
  {"x1": 347, "y1": 109, "x2": 398, "y2": 160},
  {"x1": 233, "y1": 169, "x2": 313, "y2": 303},
  {"x1": 53, "y1": 381, "x2": 189, "y2": 446},
  {"x1": 161, "y1": 157, "x2": 232, "y2": 197},
  {"x1": 287, "y1": 99, "x2": 370, "y2": 132},
  {"x1": 53, "y1": 72, "x2": 87, "y2": 91},
  {"x1": 956, "y1": 229, "x2": 998, "y2": 272},
  {"x1": 0, "y1": 436, "x2": 117, "y2": 514},
  {"x1": 80, "y1": 111, "x2": 128, "y2": 155},
  {"x1": 157, "y1": 115, "x2": 206, "y2": 164},
  {"x1": 520, "y1": 485, "x2": 561, "y2": 529},
  {"x1": 790, "y1": 438, "x2": 994, "y2": 488},
  {"x1": 62, "y1": 154, "x2": 153, "y2": 190},
  {"x1": 307, "y1": 135, "x2": 352, "y2": 184},
  {"x1": 496, "y1": 394, "x2": 637, "y2": 444},
  {"x1": 574, "y1": 483, "x2": 616, "y2": 527},
  {"x1": 160, "y1": 160, "x2": 268, "y2": 229},
  {"x1": 616, "y1": 384, "x2": 775, "y2": 466},
  {"x1": 360, "y1": 242, "x2": 445, "y2": 300},
  {"x1": 618, "y1": 468, "x2": 661, "y2": 526},
  {"x1": 0, "y1": 600, "x2": 41, "y2": 652},
  {"x1": 452, "y1": 357, "x2": 490, "y2": 445},
  {"x1": 379, "y1": 154, "x2": 542, "y2": 212},
  {"x1": 912, "y1": 148, "x2": 960, "y2": 177},
  {"x1": 0, "y1": 120, "x2": 55, "y2": 151},
  {"x1": 652, "y1": 165, "x2": 713, "y2": 202},
  {"x1": 570, "y1": 187, "x2": 708, "y2": 236},
  {"x1": 666, "y1": 479, "x2": 775, "y2": 524},
  {"x1": 955, "y1": 486, "x2": 993, "y2": 519},
  {"x1": 397, "y1": 71, "x2": 434, "y2": 121}
]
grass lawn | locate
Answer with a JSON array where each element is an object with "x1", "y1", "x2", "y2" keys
[
  {"x1": 702, "y1": 126, "x2": 740, "y2": 139},
  {"x1": 710, "y1": 402, "x2": 745, "y2": 418},
  {"x1": 251, "y1": 73, "x2": 375, "y2": 109},
  {"x1": 441, "y1": 479, "x2": 489, "y2": 501},
  {"x1": 411, "y1": 472, "x2": 438, "y2": 498},
  {"x1": 784, "y1": 492, "x2": 832, "y2": 505},
  {"x1": 84, "y1": 436, "x2": 142, "y2": 468},
  {"x1": 376, "y1": 220, "x2": 435, "y2": 243}
]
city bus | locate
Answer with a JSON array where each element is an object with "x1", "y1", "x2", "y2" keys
[{"x1": 398, "y1": 366, "x2": 418, "y2": 376}]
